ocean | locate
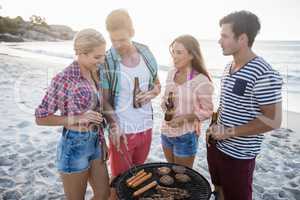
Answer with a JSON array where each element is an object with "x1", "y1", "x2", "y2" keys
[{"x1": 1, "y1": 40, "x2": 299, "y2": 113}]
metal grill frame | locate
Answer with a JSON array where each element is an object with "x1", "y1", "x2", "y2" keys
[{"x1": 113, "y1": 162, "x2": 212, "y2": 200}]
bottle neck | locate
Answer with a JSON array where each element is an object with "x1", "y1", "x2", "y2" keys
[{"x1": 134, "y1": 77, "x2": 140, "y2": 88}]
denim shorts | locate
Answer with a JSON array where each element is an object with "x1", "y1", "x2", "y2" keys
[
  {"x1": 161, "y1": 132, "x2": 198, "y2": 157},
  {"x1": 56, "y1": 128, "x2": 101, "y2": 173}
]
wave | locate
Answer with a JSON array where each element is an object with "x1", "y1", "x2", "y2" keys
[
  {"x1": 11, "y1": 47, "x2": 73, "y2": 60},
  {"x1": 7, "y1": 43, "x2": 300, "y2": 85},
  {"x1": 282, "y1": 74, "x2": 300, "y2": 83}
]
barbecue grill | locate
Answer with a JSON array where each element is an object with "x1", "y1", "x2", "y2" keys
[{"x1": 112, "y1": 162, "x2": 214, "y2": 200}]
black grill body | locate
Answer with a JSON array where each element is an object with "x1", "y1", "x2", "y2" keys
[{"x1": 112, "y1": 162, "x2": 212, "y2": 200}]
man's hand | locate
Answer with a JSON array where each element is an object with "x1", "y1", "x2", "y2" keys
[
  {"x1": 206, "y1": 124, "x2": 235, "y2": 147},
  {"x1": 136, "y1": 78, "x2": 161, "y2": 106},
  {"x1": 136, "y1": 91, "x2": 155, "y2": 106},
  {"x1": 109, "y1": 123, "x2": 128, "y2": 152}
]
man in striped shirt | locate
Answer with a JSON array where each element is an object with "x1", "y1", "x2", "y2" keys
[{"x1": 206, "y1": 11, "x2": 283, "y2": 200}]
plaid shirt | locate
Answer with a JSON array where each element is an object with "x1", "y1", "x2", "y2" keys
[{"x1": 35, "y1": 60, "x2": 99, "y2": 120}]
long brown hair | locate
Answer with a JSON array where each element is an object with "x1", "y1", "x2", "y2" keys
[{"x1": 169, "y1": 35, "x2": 212, "y2": 81}]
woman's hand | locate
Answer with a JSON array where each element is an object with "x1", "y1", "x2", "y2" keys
[
  {"x1": 166, "y1": 116, "x2": 185, "y2": 128},
  {"x1": 74, "y1": 110, "x2": 103, "y2": 125},
  {"x1": 166, "y1": 114, "x2": 197, "y2": 128}
]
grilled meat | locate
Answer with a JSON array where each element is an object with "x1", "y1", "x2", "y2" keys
[
  {"x1": 159, "y1": 175, "x2": 174, "y2": 186},
  {"x1": 156, "y1": 185, "x2": 190, "y2": 199},
  {"x1": 175, "y1": 173, "x2": 191, "y2": 183},
  {"x1": 157, "y1": 167, "x2": 171, "y2": 175},
  {"x1": 171, "y1": 165, "x2": 186, "y2": 174}
]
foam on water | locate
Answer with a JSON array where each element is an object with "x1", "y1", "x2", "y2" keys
[{"x1": 1, "y1": 40, "x2": 300, "y2": 113}]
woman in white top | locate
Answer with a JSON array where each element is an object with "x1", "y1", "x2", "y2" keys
[{"x1": 161, "y1": 35, "x2": 214, "y2": 168}]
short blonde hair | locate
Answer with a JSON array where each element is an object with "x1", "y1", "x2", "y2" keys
[
  {"x1": 106, "y1": 9, "x2": 134, "y2": 32},
  {"x1": 74, "y1": 28, "x2": 105, "y2": 55}
]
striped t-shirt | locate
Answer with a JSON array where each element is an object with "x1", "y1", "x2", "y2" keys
[{"x1": 216, "y1": 56, "x2": 283, "y2": 159}]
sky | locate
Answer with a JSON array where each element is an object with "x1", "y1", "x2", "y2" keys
[{"x1": 0, "y1": 0, "x2": 299, "y2": 43}]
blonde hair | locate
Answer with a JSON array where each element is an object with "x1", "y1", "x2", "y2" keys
[
  {"x1": 73, "y1": 28, "x2": 105, "y2": 55},
  {"x1": 106, "y1": 9, "x2": 134, "y2": 32}
]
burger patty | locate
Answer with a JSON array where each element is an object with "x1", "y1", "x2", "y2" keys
[
  {"x1": 171, "y1": 165, "x2": 186, "y2": 174},
  {"x1": 157, "y1": 167, "x2": 171, "y2": 175},
  {"x1": 175, "y1": 173, "x2": 191, "y2": 183},
  {"x1": 159, "y1": 175, "x2": 174, "y2": 186}
]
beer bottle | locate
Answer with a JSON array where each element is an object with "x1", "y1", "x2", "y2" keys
[
  {"x1": 208, "y1": 112, "x2": 218, "y2": 145},
  {"x1": 210, "y1": 112, "x2": 218, "y2": 126},
  {"x1": 164, "y1": 92, "x2": 175, "y2": 121},
  {"x1": 133, "y1": 77, "x2": 142, "y2": 108}
]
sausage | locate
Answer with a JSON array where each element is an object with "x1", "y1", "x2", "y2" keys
[
  {"x1": 126, "y1": 169, "x2": 145, "y2": 184},
  {"x1": 133, "y1": 180, "x2": 157, "y2": 197},
  {"x1": 132, "y1": 172, "x2": 152, "y2": 188},
  {"x1": 127, "y1": 172, "x2": 147, "y2": 187}
]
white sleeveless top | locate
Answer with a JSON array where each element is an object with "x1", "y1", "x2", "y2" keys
[{"x1": 115, "y1": 55, "x2": 153, "y2": 134}]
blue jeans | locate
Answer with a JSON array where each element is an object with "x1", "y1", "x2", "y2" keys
[
  {"x1": 57, "y1": 128, "x2": 101, "y2": 173},
  {"x1": 161, "y1": 132, "x2": 198, "y2": 157}
]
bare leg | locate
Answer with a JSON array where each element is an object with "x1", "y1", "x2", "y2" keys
[
  {"x1": 174, "y1": 155, "x2": 196, "y2": 168},
  {"x1": 60, "y1": 170, "x2": 89, "y2": 200},
  {"x1": 162, "y1": 146, "x2": 174, "y2": 163},
  {"x1": 89, "y1": 159, "x2": 110, "y2": 200},
  {"x1": 109, "y1": 176, "x2": 118, "y2": 200}
]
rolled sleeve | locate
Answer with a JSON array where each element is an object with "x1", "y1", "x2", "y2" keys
[
  {"x1": 35, "y1": 78, "x2": 60, "y2": 118},
  {"x1": 193, "y1": 80, "x2": 214, "y2": 121},
  {"x1": 254, "y1": 70, "x2": 283, "y2": 106}
]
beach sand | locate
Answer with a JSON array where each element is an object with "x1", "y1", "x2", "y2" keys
[{"x1": 0, "y1": 53, "x2": 299, "y2": 200}]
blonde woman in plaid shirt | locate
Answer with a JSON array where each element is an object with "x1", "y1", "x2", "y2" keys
[{"x1": 35, "y1": 29, "x2": 109, "y2": 200}]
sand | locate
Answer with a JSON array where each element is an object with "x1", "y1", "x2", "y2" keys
[{"x1": 0, "y1": 48, "x2": 299, "y2": 199}]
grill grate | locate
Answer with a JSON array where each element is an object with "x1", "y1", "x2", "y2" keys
[{"x1": 113, "y1": 162, "x2": 212, "y2": 200}]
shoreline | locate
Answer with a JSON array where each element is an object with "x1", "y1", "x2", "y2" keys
[{"x1": 282, "y1": 110, "x2": 300, "y2": 132}]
